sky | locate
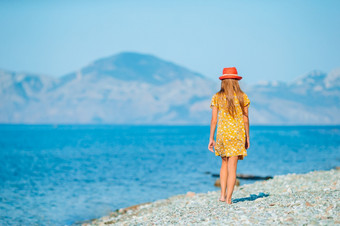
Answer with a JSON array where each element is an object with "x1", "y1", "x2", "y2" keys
[{"x1": 0, "y1": 0, "x2": 339, "y2": 84}]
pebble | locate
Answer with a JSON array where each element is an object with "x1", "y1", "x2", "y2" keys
[{"x1": 78, "y1": 169, "x2": 340, "y2": 226}]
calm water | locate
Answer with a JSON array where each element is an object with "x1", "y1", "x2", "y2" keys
[{"x1": 0, "y1": 125, "x2": 339, "y2": 225}]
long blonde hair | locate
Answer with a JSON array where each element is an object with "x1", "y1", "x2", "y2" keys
[{"x1": 217, "y1": 79, "x2": 246, "y2": 118}]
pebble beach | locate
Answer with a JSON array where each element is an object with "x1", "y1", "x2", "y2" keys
[{"x1": 76, "y1": 168, "x2": 339, "y2": 225}]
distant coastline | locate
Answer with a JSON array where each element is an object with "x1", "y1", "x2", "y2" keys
[
  {"x1": 74, "y1": 167, "x2": 340, "y2": 225},
  {"x1": 1, "y1": 53, "x2": 339, "y2": 125}
]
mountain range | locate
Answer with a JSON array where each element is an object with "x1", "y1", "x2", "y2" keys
[{"x1": 1, "y1": 52, "x2": 339, "y2": 125}]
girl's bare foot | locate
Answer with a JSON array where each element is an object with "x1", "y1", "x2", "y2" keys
[
  {"x1": 226, "y1": 198, "x2": 232, "y2": 204},
  {"x1": 219, "y1": 195, "x2": 226, "y2": 202}
]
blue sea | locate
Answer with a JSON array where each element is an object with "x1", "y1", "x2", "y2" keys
[{"x1": 0, "y1": 125, "x2": 339, "y2": 225}]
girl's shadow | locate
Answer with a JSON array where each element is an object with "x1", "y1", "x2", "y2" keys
[{"x1": 232, "y1": 192, "x2": 269, "y2": 203}]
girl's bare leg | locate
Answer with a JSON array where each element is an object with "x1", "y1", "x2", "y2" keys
[
  {"x1": 226, "y1": 156, "x2": 238, "y2": 204},
  {"x1": 219, "y1": 156, "x2": 228, "y2": 201}
]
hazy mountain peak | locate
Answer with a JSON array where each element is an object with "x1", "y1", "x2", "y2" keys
[
  {"x1": 325, "y1": 68, "x2": 340, "y2": 89},
  {"x1": 77, "y1": 52, "x2": 204, "y2": 84},
  {"x1": 292, "y1": 70, "x2": 327, "y2": 86}
]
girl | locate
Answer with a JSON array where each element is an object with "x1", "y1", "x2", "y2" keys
[{"x1": 208, "y1": 67, "x2": 250, "y2": 204}]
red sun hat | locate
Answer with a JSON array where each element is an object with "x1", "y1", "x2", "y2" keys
[{"x1": 219, "y1": 67, "x2": 242, "y2": 80}]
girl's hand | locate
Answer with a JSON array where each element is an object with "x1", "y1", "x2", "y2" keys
[
  {"x1": 208, "y1": 139, "x2": 215, "y2": 152},
  {"x1": 245, "y1": 138, "x2": 250, "y2": 149}
]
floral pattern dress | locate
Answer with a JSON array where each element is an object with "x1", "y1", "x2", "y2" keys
[{"x1": 210, "y1": 92, "x2": 250, "y2": 160}]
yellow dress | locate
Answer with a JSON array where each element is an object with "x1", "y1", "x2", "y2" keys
[{"x1": 210, "y1": 92, "x2": 250, "y2": 160}]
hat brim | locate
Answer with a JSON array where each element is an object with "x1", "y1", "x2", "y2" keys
[{"x1": 219, "y1": 75, "x2": 242, "y2": 80}]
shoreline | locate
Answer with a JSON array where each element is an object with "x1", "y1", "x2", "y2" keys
[{"x1": 73, "y1": 168, "x2": 340, "y2": 225}]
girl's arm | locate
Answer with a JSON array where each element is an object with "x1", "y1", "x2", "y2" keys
[
  {"x1": 208, "y1": 107, "x2": 218, "y2": 152},
  {"x1": 243, "y1": 106, "x2": 250, "y2": 149}
]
